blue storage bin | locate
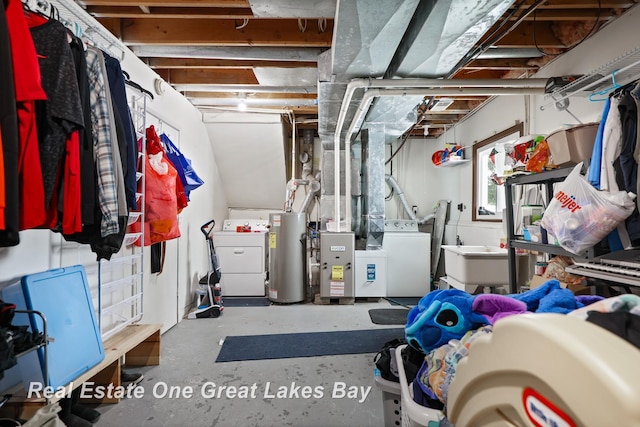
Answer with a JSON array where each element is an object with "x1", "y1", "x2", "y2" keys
[{"x1": 14, "y1": 266, "x2": 104, "y2": 389}]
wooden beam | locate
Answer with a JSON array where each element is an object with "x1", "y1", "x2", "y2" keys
[
  {"x1": 145, "y1": 58, "x2": 316, "y2": 69},
  {"x1": 462, "y1": 58, "x2": 539, "y2": 71},
  {"x1": 511, "y1": 0, "x2": 635, "y2": 9},
  {"x1": 114, "y1": 18, "x2": 334, "y2": 46},
  {"x1": 450, "y1": 68, "x2": 510, "y2": 79},
  {"x1": 80, "y1": 0, "x2": 249, "y2": 7},
  {"x1": 492, "y1": 22, "x2": 567, "y2": 48},
  {"x1": 88, "y1": 6, "x2": 254, "y2": 19},
  {"x1": 156, "y1": 69, "x2": 258, "y2": 84},
  {"x1": 504, "y1": 9, "x2": 617, "y2": 20},
  {"x1": 185, "y1": 91, "x2": 317, "y2": 100},
  {"x1": 195, "y1": 105, "x2": 318, "y2": 115}
]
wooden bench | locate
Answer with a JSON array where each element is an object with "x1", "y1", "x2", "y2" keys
[{"x1": 0, "y1": 323, "x2": 162, "y2": 419}]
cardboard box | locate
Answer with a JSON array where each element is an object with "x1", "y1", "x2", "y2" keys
[
  {"x1": 529, "y1": 274, "x2": 591, "y2": 295},
  {"x1": 546, "y1": 123, "x2": 599, "y2": 166}
]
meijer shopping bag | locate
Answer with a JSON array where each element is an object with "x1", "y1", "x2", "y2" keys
[{"x1": 540, "y1": 163, "x2": 636, "y2": 255}]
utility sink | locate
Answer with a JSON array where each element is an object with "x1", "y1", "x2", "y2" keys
[{"x1": 441, "y1": 245, "x2": 509, "y2": 286}]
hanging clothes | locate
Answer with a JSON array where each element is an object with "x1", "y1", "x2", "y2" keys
[
  {"x1": 3, "y1": 0, "x2": 49, "y2": 243},
  {"x1": 0, "y1": 1, "x2": 17, "y2": 244},
  {"x1": 28, "y1": 19, "x2": 84, "y2": 210},
  {"x1": 600, "y1": 96, "x2": 623, "y2": 192},
  {"x1": 588, "y1": 97, "x2": 610, "y2": 189},
  {"x1": 68, "y1": 32, "x2": 97, "y2": 228},
  {"x1": 617, "y1": 89, "x2": 640, "y2": 243},
  {"x1": 85, "y1": 46, "x2": 120, "y2": 238},
  {"x1": 103, "y1": 52, "x2": 139, "y2": 211}
]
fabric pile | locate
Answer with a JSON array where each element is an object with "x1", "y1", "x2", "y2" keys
[{"x1": 404, "y1": 285, "x2": 640, "y2": 421}]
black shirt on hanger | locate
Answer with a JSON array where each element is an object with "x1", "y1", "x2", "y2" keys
[{"x1": 29, "y1": 19, "x2": 84, "y2": 208}]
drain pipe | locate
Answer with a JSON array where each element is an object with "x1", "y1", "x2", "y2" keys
[{"x1": 333, "y1": 78, "x2": 548, "y2": 232}]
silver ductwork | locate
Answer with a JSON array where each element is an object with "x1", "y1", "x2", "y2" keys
[
  {"x1": 318, "y1": 0, "x2": 523, "y2": 235},
  {"x1": 360, "y1": 128, "x2": 386, "y2": 249}
]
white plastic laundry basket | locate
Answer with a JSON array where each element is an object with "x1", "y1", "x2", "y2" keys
[{"x1": 394, "y1": 345, "x2": 444, "y2": 427}]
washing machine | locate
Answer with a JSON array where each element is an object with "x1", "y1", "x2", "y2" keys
[
  {"x1": 213, "y1": 219, "x2": 269, "y2": 297},
  {"x1": 382, "y1": 220, "x2": 431, "y2": 297}
]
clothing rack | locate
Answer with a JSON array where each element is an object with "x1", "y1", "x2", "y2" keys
[
  {"x1": 22, "y1": 0, "x2": 126, "y2": 61},
  {"x1": 540, "y1": 45, "x2": 640, "y2": 111}
]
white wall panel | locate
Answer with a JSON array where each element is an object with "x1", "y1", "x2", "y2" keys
[{"x1": 204, "y1": 112, "x2": 287, "y2": 210}]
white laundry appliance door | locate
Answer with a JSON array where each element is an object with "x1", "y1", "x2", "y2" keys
[
  {"x1": 213, "y1": 232, "x2": 267, "y2": 296},
  {"x1": 382, "y1": 232, "x2": 431, "y2": 297}
]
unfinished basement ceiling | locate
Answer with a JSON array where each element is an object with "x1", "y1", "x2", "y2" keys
[{"x1": 84, "y1": 0, "x2": 639, "y2": 137}]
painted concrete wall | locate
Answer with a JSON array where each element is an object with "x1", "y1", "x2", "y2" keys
[
  {"x1": 203, "y1": 111, "x2": 288, "y2": 211},
  {"x1": 0, "y1": 46, "x2": 229, "y2": 335}
]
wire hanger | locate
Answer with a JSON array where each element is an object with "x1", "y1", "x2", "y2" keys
[
  {"x1": 589, "y1": 69, "x2": 621, "y2": 102},
  {"x1": 124, "y1": 78, "x2": 154, "y2": 100}
]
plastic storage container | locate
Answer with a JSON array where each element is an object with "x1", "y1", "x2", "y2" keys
[
  {"x1": 546, "y1": 123, "x2": 598, "y2": 166},
  {"x1": 374, "y1": 373, "x2": 402, "y2": 427},
  {"x1": 442, "y1": 246, "x2": 509, "y2": 286},
  {"x1": 394, "y1": 345, "x2": 444, "y2": 427},
  {"x1": 7, "y1": 266, "x2": 105, "y2": 390}
]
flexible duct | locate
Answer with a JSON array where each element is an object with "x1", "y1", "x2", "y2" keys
[
  {"x1": 332, "y1": 77, "x2": 549, "y2": 231},
  {"x1": 385, "y1": 175, "x2": 435, "y2": 224}
]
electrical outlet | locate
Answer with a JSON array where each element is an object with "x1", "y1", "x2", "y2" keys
[{"x1": 457, "y1": 203, "x2": 464, "y2": 212}]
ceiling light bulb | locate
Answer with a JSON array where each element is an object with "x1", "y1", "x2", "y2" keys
[{"x1": 238, "y1": 100, "x2": 248, "y2": 112}]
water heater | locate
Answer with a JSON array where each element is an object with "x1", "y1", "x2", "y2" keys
[{"x1": 267, "y1": 212, "x2": 306, "y2": 303}]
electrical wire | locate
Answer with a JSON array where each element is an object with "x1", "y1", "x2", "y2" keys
[
  {"x1": 533, "y1": 0, "x2": 601, "y2": 57},
  {"x1": 447, "y1": 0, "x2": 544, "y2": 79},
  {"x1": 384, "y1": 110, "x2": 425, "y2": 165},
  {"x1": 455, "y1": 208, "x2": 462, "y2": 245}
]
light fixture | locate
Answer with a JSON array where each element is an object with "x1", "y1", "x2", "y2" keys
[
  {"x1": 237, "y1": 93, "x2": 248, "y2": 111},
  {"x1": 430, "y1": 98, "x2": 454, "y2": 112}
]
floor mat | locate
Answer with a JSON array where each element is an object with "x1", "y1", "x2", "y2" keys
[
  {"x1": 216, "y1": 328, "x2": 404, "y2": 362},
  {"x1": 368, "y1": 308, "x2": 410, "y2": 325},
  {"x1": 222, "y1": 297, "x2": 271, "y2": 307},
  {"x1": 385, "y1": 297, "x2": 421, "y2": 307}
]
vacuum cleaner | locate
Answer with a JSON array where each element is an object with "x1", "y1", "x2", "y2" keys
[{"x1": 188, "y1": 220, "x2": 223, "y2": 319}]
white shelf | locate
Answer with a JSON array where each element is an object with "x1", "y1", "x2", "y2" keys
[{"x1": 437, "y1": 159, "x2": 470, "y2": 167}]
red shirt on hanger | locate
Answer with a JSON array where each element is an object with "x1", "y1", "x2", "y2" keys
[{"x1": 5, "y1": 0, "x2": 48, "y2": 230}]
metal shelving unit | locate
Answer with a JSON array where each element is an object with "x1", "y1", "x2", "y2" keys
[
  {"x1": 504, "y1": 167, "x2": 595, "y2": 293},
  {"x1": 0, "y1": 309, "x2": 51, "y2": 409}
]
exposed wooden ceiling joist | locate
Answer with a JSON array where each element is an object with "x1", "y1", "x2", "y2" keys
[
  {"x1": 144, "y1": 58, "x2": 317, "y2": 69},
  {"x1": 80, "y1": 0, "x2": 250, "y2": 7},
  {"x1": 462, "y1": 58, "x2": 538, "y2": 71},
  {"x1": 185, "y1": 92, "x2": 317, "y2": 100},
  {"x1": 85, "y1": 0, "x2": 638, "y2": 134},
  {"x1": 107, "y1": 18, "x2": 333, "y2": 46},
  {"x1": 512, "y1": 0, "x2": 635, "y2": 9},
  {"x1": 156, "y1": 69, "x2": 259, "y2": 85},
  {"x1": 87, "y1": 6, "x2": 254, "y2": 19}
]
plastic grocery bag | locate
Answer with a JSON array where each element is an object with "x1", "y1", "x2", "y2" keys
[{"x1": 540, "y1": 162, "x2": 636, "y2": 255}]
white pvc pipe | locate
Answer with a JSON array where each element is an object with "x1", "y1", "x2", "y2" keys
[{"x1": 333, "y1": 78, "x2": 549, "y2": 232}]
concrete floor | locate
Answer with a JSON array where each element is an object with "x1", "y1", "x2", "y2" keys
[{"x1": 94, "y1": 299, "x2": 406, "y2": 427}]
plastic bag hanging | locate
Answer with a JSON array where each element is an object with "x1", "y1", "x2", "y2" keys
[
  {"x1": 540, "y1": 162, "x2": 636, "y2": 255},
  {"x1": 160, "y1": 133, "x2": 204, "y2": 201}
]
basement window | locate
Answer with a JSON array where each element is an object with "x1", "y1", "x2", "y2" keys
[{"x1": 472, "y1": 122, "x2": 523, "y2": 222}]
